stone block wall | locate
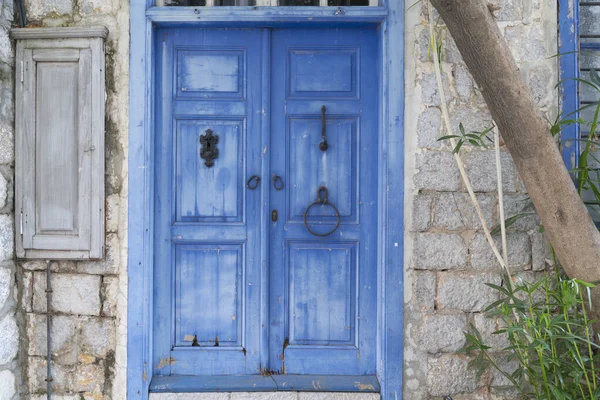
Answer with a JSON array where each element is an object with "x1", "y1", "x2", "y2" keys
[
  {"x1": 0, "y1": 0, "x2": 18, "y2": 398},
  {"x1": 404, "y1": 1, "x2": 558, "y2": 398},
  {"x1": 0, "y1": 0, "x2": 130, "y2": 398}
]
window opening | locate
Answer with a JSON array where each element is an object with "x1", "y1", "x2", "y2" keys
[
  {"x1": 160, "y1": 0, "x2": 375, "y2": 6},
  {"x1": 164, "y1": 0, "x2": 206, "y2": 5},
  {"x1": 560, "y1": 0, "x2": 600, "y2": 223},
  {"x1": 579, "y1": 1, "x2": 600, "y2": 222}
]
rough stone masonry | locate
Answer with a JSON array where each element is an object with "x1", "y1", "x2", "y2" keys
[
  {"x1": 0, "y1": 0, "x2": 562, "y2": 398},
  {"x1": 403, "y1": 0, "x2": 558, "y2": 398}
]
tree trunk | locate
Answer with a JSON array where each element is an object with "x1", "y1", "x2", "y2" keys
[{"x1": 429, "y1": 0, "x2": 600, "y2": 286}]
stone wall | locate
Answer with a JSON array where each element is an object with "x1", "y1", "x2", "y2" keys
[
  {"x1": 0, "y1": 0, "x2": 18, "y2": 398},
  {"x1": 5, "y1": 0, "x2": 129, "y2": 398},
  {"x1": 403, "y1": 1, "x2": 558, "y2": 399}
]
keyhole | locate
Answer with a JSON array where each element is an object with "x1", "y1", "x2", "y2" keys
[{"x1": 206, "y1": 142, "x2": 211, "y2": 150}]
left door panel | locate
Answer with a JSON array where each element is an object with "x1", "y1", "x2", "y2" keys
[{"x1": 154, "y1": 28, "x2": 264, "y2": 376}]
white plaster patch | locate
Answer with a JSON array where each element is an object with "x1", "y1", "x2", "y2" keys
[
  {"x1": 0, "y1": 214, "x2": 13, "y2": 261},
  {"x1": 0, "y1": 122, "x2": 13, "y2": 165},
  {"x1": 0, "y1": 266, "x2": 11, "y2": 310},
  {"x1": 24, "y1": 0, "x2": 73, "y2": 20},
  {"x1": 0, "y1": 27, "x2": 11, "y2": 64},
  {"x1": 0, "y1": 171, "x2": 7, "y2": 210},
  {"x1": 0, "y1": 314, "x2": 18, "y2": 364},
  {"x1": 0, "y1": 369, "x2": 16, "y2": 399}
]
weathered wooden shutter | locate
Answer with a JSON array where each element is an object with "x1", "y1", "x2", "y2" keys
[{"x1": 11, "y1": 27, "x2": 107, "y2": 259}]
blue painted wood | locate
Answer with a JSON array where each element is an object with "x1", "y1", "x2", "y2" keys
[
  {"x1": 176, "y1": 120, "x2": 244, "y2": 221},
  {"x1": 288, "y1": 118, "x2": 357, "y2": 221},
  {"x1": 154, "y1": 28, "x2": 264, "y2": 377},
  {"x1": 581, "y1": 43, "x2": 600, "y2": 51},
  {"x1": 559, "y1": 0, "x2": 580, "y2": 173},
  {"x1": 288, "y1": 243, "x2": 356, "y2": 345},
  {"x1": 379, "y1": 1, "x2": 405, "y2": 397},
  {"x1": 150, "y1": 374, "x2": 379, "y2": 392},
  {"x1": 150, "y1": 375, "x2": 278, "y2": 392},
  {"x1": 269, "y1": 28, "x2": 379, "y2": 377},
  {"x1": 272, "y1": 374, "x2": 380, "y2": 392},
  {"x1": 129, "y1": 4, "x2": 404, "y2": 399},
  {"x1": 259, "y1": 29, "x2": 272, "y2": 373},
  {"x1": 579, "y1": 43, "x2": 600, "y2": 118},
  {"x1": 128, "y1": 0, "x2": 155, "y2": 399},
  {"x1": 175, "y1": 245, "x2": 242, "y2": 347},
  {"x1": 146, "y1": 7, "x2": 388, "y2": 24}
]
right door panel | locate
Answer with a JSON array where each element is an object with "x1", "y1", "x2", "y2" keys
[{"x1": 270, "y1": 28, "x2": 379, "y2": 376}]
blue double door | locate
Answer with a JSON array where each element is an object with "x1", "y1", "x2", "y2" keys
[{"x1": 154, "y1": 27, "x2": 379, "y2": 381}]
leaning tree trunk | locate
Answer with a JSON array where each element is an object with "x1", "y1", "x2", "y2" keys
[{"x1": 428, "y1": 0, "x2": 600, "y2": 286}]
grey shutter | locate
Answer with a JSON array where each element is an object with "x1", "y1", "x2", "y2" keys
[{"x1": 11, "y1": 27, "x2": 108, "y2": 260}]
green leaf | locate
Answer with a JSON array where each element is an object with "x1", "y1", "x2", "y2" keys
[
  {"x1": 453, "y1": 139, "x2": 465, "y2": 154},
  {"x1": 490, "y1": 212, "x2": 536, "y2": 235},
  {"x1": 591, "y1": 68, "x2": 600, "y2": 87},
  {"x1": 437, "y1": 135, "x2": 459, "y2": 141}
]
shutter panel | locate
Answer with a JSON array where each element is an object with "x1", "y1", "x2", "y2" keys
[{"x1": 12, "y1": 28, "x2": 107, "y2": 259}]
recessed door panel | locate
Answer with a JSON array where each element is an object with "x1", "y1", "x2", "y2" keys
[
  {"x1": 176, "y1": 119, "x2": 244, "y2": 222},
  {"x1": 288, "y1": 242, "x2": 357, "y2": 345},
  {"x1": 175, "y1": 244, "x2": 243, "y2": 347},
  {"x1": 288, "y1": 117, "x2": 357, "y2": 222},
  {"x1": 176, "y1": 49, "x2": 246, "y2": 98},
  {"x1": 289, "y1": 49, "x2": 358, "y2": 98}
]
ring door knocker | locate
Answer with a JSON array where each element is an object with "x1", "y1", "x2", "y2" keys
[
  {"x1": 246, "y1": 175, "x2": 260, "y2": 190},
  {"x1": 273, "y1": 175, "x2": 285, "y2": 191},
  {"x1": 303, "y1": 186, "x2": 341, "y2": 237}
]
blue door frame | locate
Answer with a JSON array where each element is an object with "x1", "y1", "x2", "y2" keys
[{"x1": 128, "y1": 2, "x2": 404, "y2": 399}]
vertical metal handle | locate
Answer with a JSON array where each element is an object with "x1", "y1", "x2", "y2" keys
[{"x1": 320, "y1": 105, "x2": 328, "y2": 151}]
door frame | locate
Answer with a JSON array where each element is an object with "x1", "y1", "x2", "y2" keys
[{"x1": 128, "y1": 2, "x2": 404, "y2": 399}]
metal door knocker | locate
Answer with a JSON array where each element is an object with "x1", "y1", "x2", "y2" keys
[
  {"x1": 200, "y1": 129, "x2": 219, "y2": 168},
  {"x1": 320, "y1": 105, "x2": 328, "y2": 151},
  {"x1": 246, "y1": 175, "x2": 260, "y2": 190},
  {"x1": 273, "y1": 175, "x2": 285, "y2": 190},
  {"x1": 303, "y1": 186, "x2": 340, "y2": 237}
]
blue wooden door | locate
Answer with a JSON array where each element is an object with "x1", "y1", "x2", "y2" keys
[
  {"x1": 153, "y1": 27, "x2": 378, "y2": 383},
  {"x1": 153, "y1": 28, "x2": 265, "y2": 376},
  {"x1": 269, "y1": 28, "x2": 379, "y2": 376}
]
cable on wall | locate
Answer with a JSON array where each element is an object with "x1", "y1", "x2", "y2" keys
[
  {"x1": 14, "y1": 0, "x2": 27, "y2": 27},
  {"x1": 45, "y1": 260, "x2": 52, "y2": 400}
]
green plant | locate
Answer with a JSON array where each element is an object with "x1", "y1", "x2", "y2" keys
[
  {"x1": 438, "y1": 123, "x2": 495, "y2": 154},
  {"x1": 462, "y1": 269, "x2": 600, "y2": 399},
  {"x1": 427, "y1": 3, "x2": 600, "y2": 395},
  {"x1": 456, "y1": 69, "x2": 600, "y2": 400},
  {"x1": 572, "y1": 69, "x2": 600, "y2": 224}
]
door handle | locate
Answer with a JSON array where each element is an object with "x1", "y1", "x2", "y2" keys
[
  {"x1": 320, "y1": 105, "x2": 328, "y2": 151},
  {"x1": 246, "y1": 175, "x2": 260, "y2": 190},
  {"x1": 273, "y1": 175, "x2": 285, "y2": 191}
]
